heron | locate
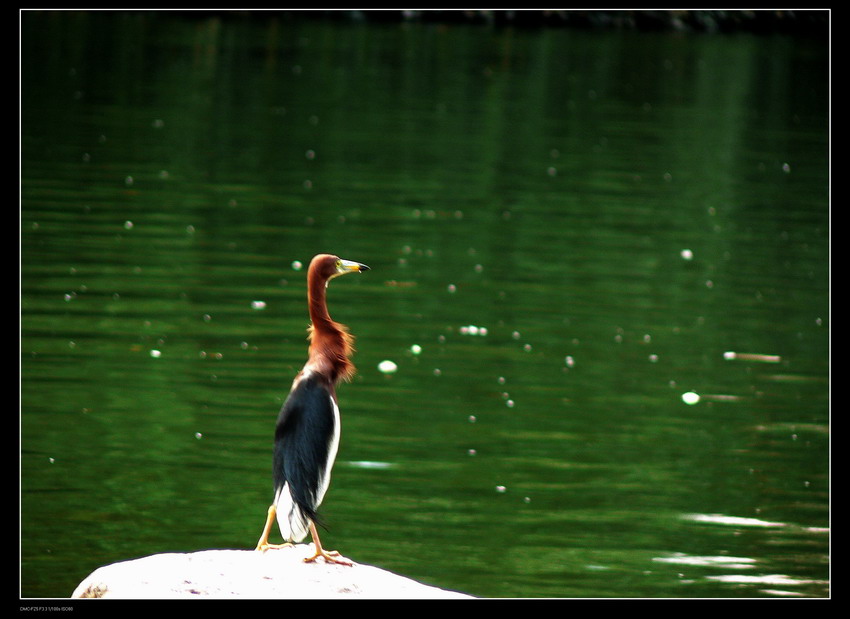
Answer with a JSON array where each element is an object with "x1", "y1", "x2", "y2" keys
[{"x1": 254, "y1": 253, "x2": 369, "y2": 566}]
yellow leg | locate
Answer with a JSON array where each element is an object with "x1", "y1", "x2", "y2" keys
[
  {"x1": 303, "y1": 521, "x2": 352, "y2": 566},
  {"x1": 254, "y1": 504, "x2": 293, "y2": 552}
]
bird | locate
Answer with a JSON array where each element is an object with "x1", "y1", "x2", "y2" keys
[{"x1": 254, "y1": 253, "x2": 369, "y2": 566}]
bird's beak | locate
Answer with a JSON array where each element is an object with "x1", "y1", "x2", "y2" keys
[{"x1": 338, "y1": 259, "x2": 370, "y2": 274}]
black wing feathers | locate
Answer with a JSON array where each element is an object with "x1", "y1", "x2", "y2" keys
[{"x1": 273, "y1": 374, "x2": 336, "y2": 522}]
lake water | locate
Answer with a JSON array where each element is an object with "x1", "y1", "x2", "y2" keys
[{"x1": 21, "y1": 11, "x2": 829, "y2": 599}]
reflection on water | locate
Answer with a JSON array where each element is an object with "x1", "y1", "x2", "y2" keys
[
  {"x1": 682, "y1": 513, "x2": 786, "y2": 528},
  {"x1": 21, "y1": 12, "x2": 828, "y2": 598}
]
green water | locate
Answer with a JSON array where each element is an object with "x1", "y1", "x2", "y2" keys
[{"x1": 21, "y1": 11, "x2": 829, "y2": 598}]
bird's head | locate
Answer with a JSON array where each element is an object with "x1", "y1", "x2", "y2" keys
[{"x1": 310, "y1": 254, "x2": 370, "y2": 287}]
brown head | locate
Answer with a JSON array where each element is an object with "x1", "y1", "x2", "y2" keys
[
  {"x1": 305, "y1": 254, "x2": 369, "y2": 383},
  {"x1": 308, "y1": 254, "x2": 369, "y2": 287}
]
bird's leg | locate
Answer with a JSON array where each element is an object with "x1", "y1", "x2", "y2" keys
[
  {"x1": 254, "y1": 504, "x2": 293, "y2": 552},
  {"x1": 304, "y1": 521, "x2": 352, "y2": 566}
]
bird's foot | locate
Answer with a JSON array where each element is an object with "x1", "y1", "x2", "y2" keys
[
  {"x1": 304, "y1": 547, "x2": 353, "y2": 566},
  {"x1": 255, "y1": 541, "x2": 293, "y2": 553}
]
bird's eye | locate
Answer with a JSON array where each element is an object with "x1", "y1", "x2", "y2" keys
[{"x1": 335, "y1": 260, "x2": 342, "y2": 270}]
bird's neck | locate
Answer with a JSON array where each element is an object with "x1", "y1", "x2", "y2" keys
[
  {"x1": 308, "y1": 278, "x2": 333, "y2": 328},
  {"x1": 307, "y1": 278, "x2": 356, "y2": 383}
]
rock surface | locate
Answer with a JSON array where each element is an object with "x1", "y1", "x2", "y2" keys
[{"x1": 72, "y1": 545, "x2": 473, "y2": 599}]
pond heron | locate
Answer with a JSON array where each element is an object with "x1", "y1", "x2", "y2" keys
[{"x1": 254, "y1": 254, "x2": 369, "y2": 566}]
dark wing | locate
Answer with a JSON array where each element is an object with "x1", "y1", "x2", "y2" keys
[{"x1": 273, "y1": 374, "x2": 337, "y2": 523}]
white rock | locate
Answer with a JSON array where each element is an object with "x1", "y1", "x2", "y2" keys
[{"x1": 72, "y1": 547, "x2": 472, "y2": 599}]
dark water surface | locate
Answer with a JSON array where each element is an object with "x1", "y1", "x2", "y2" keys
[{"x1": 21, "y1": 12, "x2": 829, "y2": 598}]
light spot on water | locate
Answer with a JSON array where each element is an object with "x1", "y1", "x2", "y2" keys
[
  {"x1": 681, "y1": 391, "x2": 700, "y2": 405},
  {"x1": 345, "y1": 461, "x2": 393, "y2": 470},
  {"x1": 724, "y1": 351, "x2": 781, "y2": 363},
  {"x1": 377, "y1": 360, "x2": 398, "y2": 374},
  {"x1": 652, "y1": 553, "x2": 756, "y2": 570},
  {"x1": 682, "y1": 513, "x2": 786, "y2": 528}
]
